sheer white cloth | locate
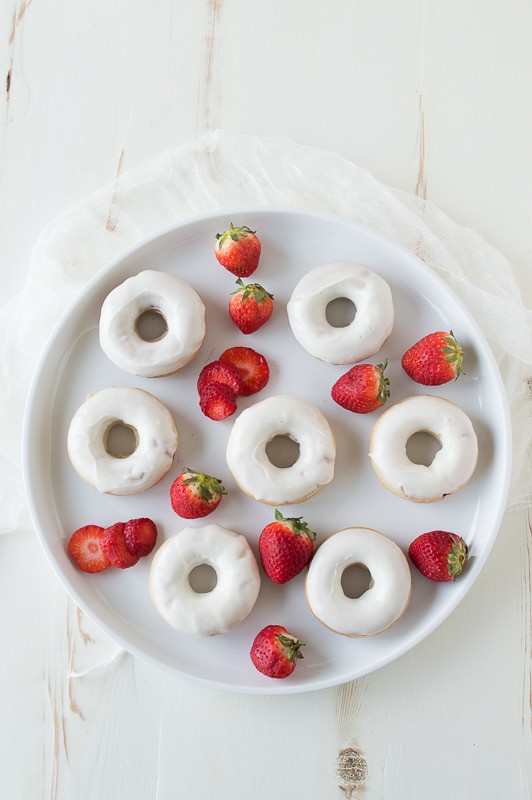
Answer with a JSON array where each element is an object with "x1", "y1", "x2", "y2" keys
[{"x1": 1, "y1": 130, "x2": 530, "y2": 535}]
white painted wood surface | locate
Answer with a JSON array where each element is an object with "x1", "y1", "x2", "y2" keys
[{"x1": 1, "y1": 1, "x2": 531, "y2": 798}]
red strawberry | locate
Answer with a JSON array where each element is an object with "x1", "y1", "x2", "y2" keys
[
  {"x1": 228, "y1": 278, "x2": 274, "y2": 334},
  {"x1": 170, "y1": 469, "x2": 228, "y2": 518},
  {"x1": 250, "y1": 625, "x2": 305, "y2": 679},
  {"x1": 259, "y1": 510, "x2": 316, "y2": 584},
  {"x1": 100, "y1": 522, "x2": 140, "y2": 569},
  {"x1": 219, "y1": 346, "x2": 269, "y2": 396},
  {"x1": 199, "y1": 381, "x2": 238, "y2": 420},
  {"x1": 331, "y1": 360, "x2": 390, "y2": 413},
  {"x1": 67, "y1": 525, "x2": 110, "y2": 573},
  {"x1": 409, "y1": 531, "x2": 468, "y2": 582},
  {"x1": 124, "y1": 517, "x2": 158, "y2": 558},
  {"x1": 215, "y1": 224, "x2": 261, "y2": 277},
  {"x1": 197, "y1": 359, "x2": 244, "y2": 397},
  {"x1": 401, "y1": 331, "x2": 464, "y2": 385}
]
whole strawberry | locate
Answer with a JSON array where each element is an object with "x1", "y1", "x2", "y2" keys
[
  {"x1": 250, "y1": 625, "x2": 305, "y2": 679},
  {"x1": 402, "y1": 331, "x2": 463, "y2": 385},
  {"x1": 215, "y1": 224, "x2": 261, "y2": 277},
  {"x1": 331, "y1": 360, "x2": 390, "y2": 413},
  {"x1": 409, "y1": 531, "x2": 468, "y2": 582},
  {"x1": 170, "y1": 469, "x2": 228, "y2": 518},
  {"x1": 229, "y1": 278, "x2": 274, "y2": 334},
  {"x1": 259, "y1": 510, "x2": 316, "y2": 584}
]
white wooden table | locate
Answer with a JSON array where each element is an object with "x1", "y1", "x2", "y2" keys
[{"x1": 1, "y1": 1, "x2": 531, "y2": 797}]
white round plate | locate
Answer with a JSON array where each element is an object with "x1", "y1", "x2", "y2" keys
[{"x1": 23, "y1": 207, "x2": 511, "y2": 694}]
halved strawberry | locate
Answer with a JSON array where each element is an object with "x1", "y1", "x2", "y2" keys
[
  {"x1": 197, "y1": 359, "x2": 243, "y2": 397},
  {"x1": 101, "y1": 522, "x2": 139, "y2": 569},
  {"x1": 199, "y1": 381, "x2": 238, "y2": 420},
  {"x1": 67, "y1": 525, "x2": 110, "y2": 573},
  {"x1": 219, "y1": 346, "x2": 270, "y2": 396},
  {"x1": 124, "y1": 518, "x2": 158, "y2": 558}
]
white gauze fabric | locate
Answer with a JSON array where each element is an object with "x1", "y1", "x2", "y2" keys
[{"x1": 1, "y1": 130, "x2": 531, "y2": 535}]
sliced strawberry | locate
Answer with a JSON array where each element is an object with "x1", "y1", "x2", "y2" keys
[
  {"x1": 197, "y1": 360, "x2": 243, "y2": 397},
  {"x1": 199, "y1": 381, "x2": 238, "y2": 420},
  {"x1": 219, "y1": 346, "x2": 270, "y2": 396},
  {"x1": 101, "y1": 522, "x2": 139, "y2": 569},
  {"x1": 124, "y1": 518, "x2": 158, "y2": 558},
  {"x1": 67, "y1": 525, "x2": 110, "y2": 573}
]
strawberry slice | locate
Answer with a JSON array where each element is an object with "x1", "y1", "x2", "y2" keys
[
  {"x1": 219, "y1": 346, "x2": 270, "y2": 396},
  {"x1": 197, "y1": 359, "x2": 243, "y2": 397},
  {"x1": 101, "y1": 522, "x2": 139, "y2": 569},
  {"x1": 199, "y1": 381, "x2": 238, "y2": 420},
  {"x1": 124, "y1": 518, "x2": 158, "y2": 558},
  {"x1": 67, "y1": 525, "x2": 110, "y2": 573}
]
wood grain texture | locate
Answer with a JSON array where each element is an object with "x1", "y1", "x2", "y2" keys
[{"x1": 0, "y1": 0, "x2": 531, "y2": 797}]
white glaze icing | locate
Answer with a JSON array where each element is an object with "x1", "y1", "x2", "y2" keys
[
  {"x1": 67, "y1": 387, "x2": 178, "y2": 495},
  {"x1": 305, "y1": 527, "x2": 411, "y2": 636},
  {"x1": 286, "y1": 261, "x2": 394, "y2": 364},
  {"x1": 369, "y1": 395, "x2": 478, "y2": 502},
  {"x1": 226, "y1": 395, "x2": 336, "y2": 505},
  {"x1": 99, "y1": 270, "x2": 206, "y2": 377},
  {"x1": 149, "y1": 524, "x2": 261, "y2": 637}
]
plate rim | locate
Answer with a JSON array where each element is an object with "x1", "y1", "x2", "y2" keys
[{"x1": 22, "y1": 205, "x2": 513, "y2": 694}]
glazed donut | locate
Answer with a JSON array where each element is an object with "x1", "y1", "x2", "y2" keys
[
  {"x1": 226, "y1": 395, "x2": 336, "y2": 505},
  {"x1": 99, "y1": 270, "x2": 206, "y2": 377},
  {"x1": 369, "y1": 395, "x2": 478, "y2": 502},
  {"x1": 286, "y1": 262, "x2": 394, "y2": 364},
  {"x1": 149, "y1": 524, "x2": 261, "y2": 637},
  {"x1": 305, "y1": 527, "x2": 411, "y2": 637},
  {"x1": 67, "y1": 387, "x2": 178, "y2": 495}
]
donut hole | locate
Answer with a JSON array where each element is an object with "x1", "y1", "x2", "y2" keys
[
  {"x1": 104, "y1": 422, "x2": 139, "y2": 458},
  {"x1": 135, "y1": 308, "x2": 168, "y2": 342},
  {"x1": 341, "y1": 563, "x2": 373, "y2": 599},
  {"x1": 189, "y1": 564, "x2": 218, "y2": 594},
  {"x1": 265, "y1": 435, "x2": 300, "y2": 468},
  {"x1": 406, "y1": 430, "x2": 442, "y2": 466},
  {"x1": 325, "y1": 297, "x2": 357, "y2": 328}
]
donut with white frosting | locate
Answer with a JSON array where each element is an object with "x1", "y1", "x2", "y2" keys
[
  {"x1": 67, "y1": 387, "x2": 178, "y2": 495},
  {"x1": 286, "y1": 262, "x2": 394, "y2": 364},
  {"x1": 369, "y1": 395, "x2": 478, "y2": 502},
  {"x1": 99, "y1": 270, "x2": 206, "y2": 377},
  {"x1": 226, "y1": 395, "x2": 336, "y2": 505},
  {"x1": 149, "y1": 524, "x2": 261, "y2": 637},
  {"x1": 305, "y1": 527, "x2": 411, "y2": 637}
]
